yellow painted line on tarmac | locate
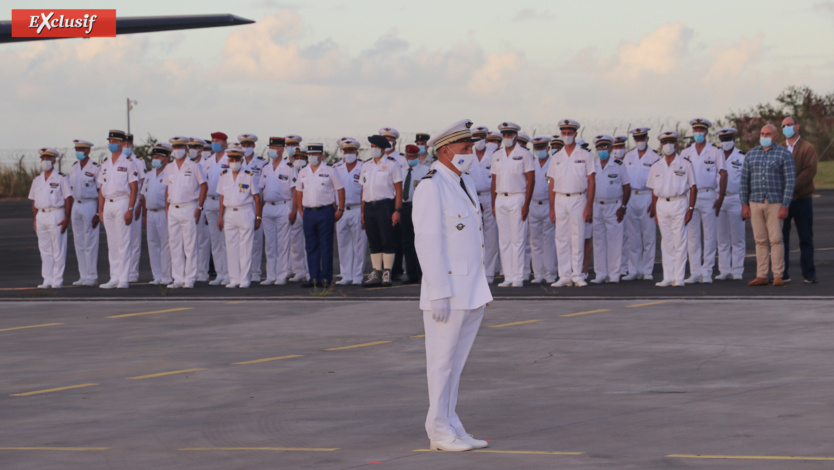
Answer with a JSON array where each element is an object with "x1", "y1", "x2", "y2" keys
[
  {"x1": 488, "y1": 319, "x2": 543, "y2": 328},
  {"x1": 225, "y1": 301, "x2": 245, "y2": 304},
  {"x1": 627, "y1": 301, "x2": 668, "y2": 308},
  {"x1": 10, "y1": 383, "x2": 99, "y2": 397},
  {"x1": 412, "y1": 334, "x2": 425, "y2": 338},
  {"x1": 0, "y1": 323, "x2": 62, "y2": 332},
  {"x1": 413, "y1": 449, "x2": 583, "y2": 455},
  {"x1": 668, "y1": 454, "x2": 834, "y2": 461},
  {"x1": 364, "y1": 284, "x2": 413, "y2": 291},
  {"x1": 325, "y1": 341, "x2": 391, "y2": 351},
  {"x1": 0, "y1": 447, "x2": 108, "y2": 451},
  {"x1": 561, "y1": 309, "x2": 611, "y2": 317},
  {"x1": 180, "y1": 447, "x2": 339, "y2": 452},
  {"x1": 128, "y1": 368, "x2": 205, "y2": 380},
  {"x1": 108, "y1": 307, "x2": 192, "y2": 319},
  {"x1": 233, "y1": 355, "x2": 303, "y2": 365}
]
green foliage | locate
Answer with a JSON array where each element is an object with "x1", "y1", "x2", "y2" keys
[
  {"x1": 0, "y1": 160, "x2": 39, "y2": 198},
  {"x1": 132, "y1": 134, "x2": 157, "y2": 171}
]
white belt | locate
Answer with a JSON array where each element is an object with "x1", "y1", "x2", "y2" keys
[
  {"x1": 147, "y1": 208, "x2": 163, "y2": 213},
  {"x1": 171, "y1": 201, "x2": 197, "y2": 208},
  {"x1": 345, "y1": 204, "x2": 360, "y2": 210},
  {"x1": 532, "y1": 200, "x2": 548, "y2": 205},
  {"x1": 209, "y1": 195, "x2": 220, "y2": 200},
  {"x1": 556, "y1": 191, "x2": 586, "y2": 197},
  {"x1": 104, "y1": 195, "x2": 129, "y2": 203},
  {"x1": 498, "y1": 192, "x2": 525, "y2": 197},
  {"x1": 38, "y1": 207, "x2": 64, "y2": 212},
  {"x1": 631, "y1": 189, "x2": 651, "y2": 195},
  {"x1": 658, "y1": 195, "x2": 686, "y2": 202},
  {"x1": 698, "y1": 187, "x2": 716, "y2": 193},
  {"x1": 227, "y1": 206, "x2": 253, "y2": 211},
  {"x1": 75, "y1": 198, "x2": 97, "y2": 203},
  {"x1": 266, "y1": 200, "x2": 290, "y2": 205},
  {"x1": 594, "y1": 198, "x2": 621, "y2": 205},
  {"x1": 725, "y1": 192, "x2": 739, "y2": 197}
]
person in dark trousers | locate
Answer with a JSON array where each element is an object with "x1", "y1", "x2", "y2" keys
[
  {"x1": 401, "y1": 144, "x2": 429, "y2": 284},
  {"x1": 780, "y1": 116, "x2": 818, "y2": 284}
]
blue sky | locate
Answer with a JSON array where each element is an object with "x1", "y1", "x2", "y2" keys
[{"x1": 2, "y1": 0, "x2": 833, "y2": 154}]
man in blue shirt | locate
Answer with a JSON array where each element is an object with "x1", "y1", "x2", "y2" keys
[{"x1": 740, "y1": 124, "x2": 796, "y2": 287}]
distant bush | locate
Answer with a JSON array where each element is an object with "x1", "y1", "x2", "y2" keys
[{"x1": 0, "y1": 161, "x2": 39, "y2": 199}]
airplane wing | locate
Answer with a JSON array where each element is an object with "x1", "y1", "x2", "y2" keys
[{"x1": 0, "y1": 14, "x2": 255, "y2": 44}]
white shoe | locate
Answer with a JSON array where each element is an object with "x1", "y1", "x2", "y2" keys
[
  {"x1": 672, "y1": 281, "x2": 685, "y2": 287},
  {"x1": 129, "y1": 276, "x2": 139, "y2": 283},
  {"x1": 605, "y1": 277, "x2": 620, "y2": 284},
  {"x1": 497, "y1": 280, "x2": 512, "y2": 287},
  {"x1": 590, "y1": 277, "x2": 606, "y2": 284},
  {"x1": 260, "y1": 279, "x2": 276, "y2": 285},
  {"x1": 196, "y1": 275, "x2": 209, "y2": 282},
  {"x1": 621, "y1": 273, "x2": 639, "y2": 281},
  {"x1": 51, "y1": 284, "x2": 62, "y2": 289},
  {"x1": 209, "y1": 278, "x2": 223, "y2": 286},
  {"x1": 642, "y1": 274, "x2": 653, "y2": 281},
  {"x1": 166, "y1": 283, "x2": 182, "y2": 289},
  {"x1": 487, "y1": 276, "x2": 494, "y2": 284},
  {"x1": 37, "y1": 283, "x2": 51, "y2": 289},
  {"x1": 226, "y1": 283, "x2": 239, "y2": 288},
  {"x1": 99, "y1": 280, "x2": 118, "y2": 289},
  {"x1": 239, "y1": 282, "x2": 250, "y2": 289},
  {"x1": 573, "y1": 279, "x2": 588, "y2": 287},
  {"x1": 82, "y1": 280, "x2": 98, "y2": 286},
  {"x1": 161, "y1": 279, "x2": 174, "y2": 285},
  {"x1": 655, "y1": 280, "x2": 673, "y2": 287},
  {"x1": 731, "y1": 274, "x2": 744, "y2": 280},
  {"x1": 429, "y1": 438, "x2": 473, "y2": 452},
  {"x1": 72, "y1": 279, "x2": 85, "y2": 286},
  {"x1": 116, "y1": 283, "x2": 129, "y2": 288},
  {"x1": 551, "y1": 278, "x2": 573, "y2": 287},
  {"x1": 545, "y1": 277, "x2": 556, "y2": 284},
  {"x1": 353, "y1": 278, "x2": 365, "y2": 285},
  {"x1": 714, "y1": 273, "x2": 732, "y2": 281},
  {"x1": 511, "y1": 281, "x2": 523, "y2": 287},
  {"x1": 699, "y1": 277, "x2": 713, "y2": 284},
  {"x1": 183, "y1": 282, "x2": 194, "y2": 289},
  {"x1": 274, "y1": 278, "x2": 288, "y2": 286},
  {"x1": 530, "y1": 277, "x2": 544, "y2": 284},
  {"x1": 148, "y1": 279, "x2": 159, "y2": 285},
  {"x1": 684, "y1": 274, "x2": 701, "y2": 284},
  {"x1": 335, "y1": 278, "x2": 352, "y2": 285},
  {"x1": 458, "y1": 434, "x2": 489, "y2": 449},
  {"x1": 220, "y1": 278, "x2": 230, "y2": 286},
  {"x1": 289, "y1": 274, "x2": 308, "y2": 282}
]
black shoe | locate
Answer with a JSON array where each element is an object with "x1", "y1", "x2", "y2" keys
[
  {"x1": 782, "y1": 277, "x2": 792, "y2": 283},
  {"x1": 804, "y1": 278, "x2": 817, "y2": 284},
  {"x1": 382, "y1": 269, "x2": 392, "y2": 287},
  {"x1": 301, "y1": 281, "x2": 315, "y2": 288},
  {"x1": 362, "y1": 270, "x2": 382, "y2": 287}
]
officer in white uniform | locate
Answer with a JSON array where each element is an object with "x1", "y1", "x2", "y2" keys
[
  {"x1": 680, "y1": 118, "x2": 727, "y2": 283},
  {"x1": 69, "y1": 139, "x2": 101, "y2": 286},
  {"x1": 528, "y1": 136, "x2": 557, "y2": 284},
  {"x1": 142, "y1": 144, "x2": 173, "y2": 285},
  {"x1": 334, "y1": 138, "x2": 367, "y2": 285},
  {"x1": 612, "y1": 135, "x2": 631, "y2": 277},
  {"x1": 286, "y1": 135, "x2": 310, "y2": 282},
  {"x1": 715, "y1": 128, "x2": 746, "y2": 280},
  {"x1": 647, "y1": 131, "x2": 697, "y2": 287},
  {"x1": 29, "y1": 148, "x2": 72, "y2": 289},
  {"x1": 204, "y1": 131, "x2": 230, "y2": 285},
  {"x1": 165, "y1": 136, "x2": 208, "y2": 288},
  {"x1": 491, "y1": 121, "x2": 535, "y2": 287},
  {"x1": 622, "y1": 127, "x2": 661, "y2": 281},
  {"x1": 591, "y1": 135, "x2": 631, "y2": 283},
  {"x1": 217, "y1": 144, "x2": 262, "y2": 288},
  {"x1": 415, "y1": 132, "x2": 432, "y2": 168},
  {"x1": 123, "y1": 133, "x2": 144, "y2": 283},
  {"x1": 259, "y1": 136, "x2": 296, "y2": 285},
  {"x1": 97, "y1": 129, "x2": 139, "y2": 289},
  {"x1": 550, "y1": 136, "x2": 565, "y2": 155},
  {"x1": 413, "y1": 118, "x2": 493, "y2": 453},
  {"x1": 239, "y1": 133, "x2": 266, "y2": 281},
  {"x1": 548, "y1": 119, "x2": 596, "y2": 287},
  {"x1": 188, "y1": 137, "x2": 211, "y2": 282},
  {"x1": 380, "y1": 126, "x2": 408, "y2": 169},
  {"x1": 400, "y1": 144, "x2": 430, "y2": 283},
  {"x1": 518, "y1": 130, "x2": 533, "y2": 280},
  {"x1": 469, "y1": 126, "x2": 499, "y2": 283}
]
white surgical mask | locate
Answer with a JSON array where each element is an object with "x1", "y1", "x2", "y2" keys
[
  {"x1": 563, "y1": 135, "x2": 575, "y2": 146},
  {"x1": 722, "y1": 141, "x2": 735, "y2": 151},
  {"x1": 448, "y1": 149, "x2": 476, "y2": 173},
  {"x1": 293, "y1": 159, "x2": 307, "y2": 169},
  {"x1": 201, "y1": 150, "x2": 212, "y2": 159},
  {"x1": 286, "y1": 146, "x2": 297, "y2": 158},
  {"x1": 189, "y1": 149, "x2": 199, "y2": 159},
  {"x1": 502, "y1": 137, "x2": 515, "y2": 148},
  {"x1": 662, "y1": 143, "x2": 676, "y2": 156},
  {"x1": 636, "y1": 141, "x2": 648, "y2": 151},
  {"x1": 308, "y1": 155, "x2": 320, "y2": 166},
  {"x1": 486, "y1": 142, "x2": 499, "y2": 152},
  {"x1": 474, "y1": 139, "x2": 486, "y2": 151},
  {"x1": 229, "y1": 161, "x2": 242, "y2": 172},
  {"x1": 174, "y1": 148, "x2": 186, "y2": 160},
  {"x1": 385, "y1": 141, "x2": 396, "y2": 152},
  {"x1": 371, "y1": 148, "x2": 383, "y2": 159},
  {"x1": 41, "y1": 160, "x2": 53, "y2": 171},
  {"x1": 343, "y1": 153, "x2": 357, "y2": 164},
  {"x1": 244, "y1": 147, "x2": 254, "y2": 157},
  {"x1": 612, "y1": 149, "x2": 625, "y2": 159}
]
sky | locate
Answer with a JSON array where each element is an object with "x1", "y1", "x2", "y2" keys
[{"x1": 2, "y1": 0, "x2": 834, "y2": 158}]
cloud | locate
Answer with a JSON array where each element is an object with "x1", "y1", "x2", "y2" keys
[
  {"x1": 467, "y1": 51, "x2": 527, "y2": 95},
  {"x1": 512, "y1": 9, "x2": 556, "y2": 22},
  {"x1": 704, "y1": 34, "x2": 764, "y2": 82}
]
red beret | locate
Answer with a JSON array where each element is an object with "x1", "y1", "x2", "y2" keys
[
  {"x1": 210, "y1": 131, "x2": 228, "y2": 141},
  {"x1": 405, "y1": 144, "x2": 420, "y2": 154}
]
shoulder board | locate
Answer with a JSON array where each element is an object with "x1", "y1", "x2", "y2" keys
[
  {"x1": 244, "y1": 170, "x2": 252, "y2": 175},
  {"x1": 72, "y1": 161, "x2": 79, "y2": 166},
  {"x1": 92, "y1": 161, "x2": 98, "y2": 166},
  {"x1": 334, "y1": 161, "x2": 344, "y2": 167},
  {"x1": 58, "y1": 172, "x2": 65, "y2": 176},
  {"x1": 221, "y1": 169, "x2": 228, "y2": 174},
  {"x1": 422, "y1": 169, "x2": 436, "y2": 179},
  {"x1": 387, "y1": 156, "x2": 396, "y2": 161},
  {"x1": 739, "y1": 151, "x2": 746, "y2": 156},
  {"x1": 326, "y1": 163, "x2": 333, "y2": 167},
  {"x1": 257, "y1": 156, "x2": 265, "y2": 160},
  {"x1": 683, "y1": 156, "x2": 691, "y2": 162},
  {"x1": 614, "y1": 159, "x2": 623, "y2": 165},
  {"x1": 651, "y1": 159, "x2": 664, "y2": 166}
]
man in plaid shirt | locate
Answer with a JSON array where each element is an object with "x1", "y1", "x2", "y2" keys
[{"x1": 740, "y1": 124, "x2": 796, "y2": 287}]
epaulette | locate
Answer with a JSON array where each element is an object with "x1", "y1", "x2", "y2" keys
[
  {"x1": 327, "y1": 163, "x2": 333, "y2": 167},
  {"x1": 257, "y1": 156, "x2": 265, "y2": 161},
  {"x1": 58, "y1": 172, "x2": 65, "y2": 176},
  {"x1": 683, "y1": 156, "x2": 691, "y2": 163},
  {"x1": 334, "y1": 161, "x2": 344, "y2": 167},
  {"x1": 739, "y1": 151, "x2": 746, "y2": 155},
  {"x1": 387, "y1": 156, "x2": 396, "y2": 161},
  {"x1": 72, "y1": 161, "x2": 79, "y2": 166},
  {"x1": 422, "y1": 169, "x2": 436, "y2": 179},
  {"x1": 92, "y1": 161, "x2": 98, "y2": 166},
  {"x1": 221, "y1": 169, "x2": 228, "y2": 175},
  {"x1": 244, "y1": 170, "x2": 252, "y2": 175},
  {"x1": 614, "y1": 159, "x2": 623, "y2": 165}
]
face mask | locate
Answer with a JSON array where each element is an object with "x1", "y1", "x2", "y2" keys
[
  {"x1": 243, "y1": 147, "x2": 254, "y2": 157},
  {"x1": 108, "y1": 143, "x2": 120, "y2": 153},
  {"x1": 75, "y1": 152, "x2": 86, "y2": 160},
  {"x1": 386, "y1": 141, "x2": 396, "y2": 151},
  {"x1": 783, "y1": 125, "x2": 795, "y2": 138},
  {"x1": 151, "y1": 159, "x2": 163, "y2": 169},
  {"x1": 229, "y1": 161, "x2": 242, "y2": 172},
  {"x1": 760, "y1": 137, "x2": 772, "y2": 148},
  {"x1": 534, "y1": 150, "x2": 548, "y2": 159},
  {"x1": 189, "y1": 149, "x2": 199, "y2": 159},
  {"x1": 502, "y1": 137, "x2": 515, "y2": 148},
  {"x1": 721, "y1": 141, "x2": 735, "y2": 151},
  {"x1": 407, "y1": 159, "x2": 419, "y2": 167},
  {"x1": 201, "y1": 150, "x2": 212, "y2": 159},
  {"x1": 308, "y1": 155, "x2": 320, "y2": 166},
  {"x1": 343, "y1": 153, "x2": 357, "y2": 164},
  {"x1": 693, "y1": 132, "x2": 706, "y2": 144},
  {"x1": 286, "y1": 147, "x2": 297, "y2": 158},
  {"x1": 173, "y1": 149, "x2": 186, "y2": 160},
  {"x1": 449, "y1": 150, "x2": 476, "y2": 173},
  {"x1": 211, "y1": 142, "x2": 223, "y2": 153},
  {"x1": 41, "y1": 160, "x2": 53, "y2": 171},
  {"x1": 562, "y1": 135, "x2": 575, "y2": 146},
  {"x1": 474, "y1": 140, "x2": 486, "y2": 151},
  {"x1": 613, "y1": 149, "x2": 625, "y2": 159},
  {"x1": 662, "y1": 143, "x2": 676, "y2": 156},
  {"x1": 418, "y1": 145, "x2": 427, "y2": 155},
  {"x1": 597, "y1": 150, "x2": 610, "y2": 160},
  {"x1": 123, "y1": 147, "x2": 133, "y2": 156},
  {"x1": 636, "y1": 141, "x2": 647, "y2": 151},
  {"x1": 293, "y1": 159, "x2": 307, "y2": 169},
  {"x1": 268, "y1": 149, "x2": 279, "y2": 159},
  {"x1": 486, "y1": 142, "x2": 499, "y2": 152},
  {"x1": 371, "y1": 148, "x2": 383, "y2": 159}
]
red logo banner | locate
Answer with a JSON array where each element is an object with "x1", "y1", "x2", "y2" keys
[{"x1": 11, "y1": 9, "x2": 117, "y2": 38}]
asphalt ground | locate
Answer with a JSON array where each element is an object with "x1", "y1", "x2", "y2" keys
[
  {"x1": 2, "y1": 298, "x2": 834, "y2": 470},
  {"x1": 1, "y1": 192, "x2": 830, "y2": 300}
]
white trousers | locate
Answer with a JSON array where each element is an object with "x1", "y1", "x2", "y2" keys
[
  {"x1": 129, "y1": 204, "x2": 142, "y2": 279},
  {"x1": 687, "y1": 190, "x2": 717, "y2": 278},
  {"x1": 262, "y1": 201, "x2": 292, "y2": 281},
  {"x1": 424, "y1": 304, "x2": 485, "y2": 442},
  {"x1": 592, "y1": 201, "x2": 624, "y2": 281},
  {"x1": 717, "y1": 194, "x2": 745, "y2": 277},
  {"x1": 145, "y1": 209, "x2": 171, "y2": 283},
  {"x1": 657, "y1": 198, "x2": 688, "y2": 284},
  {"x1": 205, "y1": 197, "x2": 228, "y2": 281},
  {"x1": 620, "y1": 225, "x2": 629, "y2": 275},
  {"x1": 478, "y1": 193, "x2": 500, "y2": 277},
  {"x1": 336, "y1": 206, "x2": 367, "y2": 283},
  {"x1": 624, "y1": 192, "x2": 656, "y2": 277},
  {"x1": 195, "y1": 211, "x2": 210, "y2": 280},
  {"x1": 102, "y1": 198, "x2": 132, "y2": 284},
  {"x1": 168, "y1": 202, "x2": 199, "y2": 284},
  {"x1": 71, "y1": 200, "x2": 99, "y2": 282},
  {"x1": 250, "y1": 224, "x2": 264, "y2": 279},
  {"x1": 528, "y1": 201, "x2": 556, "y2": 280},
  {"x1": 495, "y1": 193, "x2": 527, "y2": 283},
  {"x1": 36, "y1": 209, "x2": 67, "y2": 287},
  {"x1": 223, "y1": 206, "x2": 255, "y2": 285},
  {"x1": 554, "y1": 194, "x2": 587, "y2": 282},
  {"x1": 290, "y1": 215, "x2": 309, "y2": 277}
]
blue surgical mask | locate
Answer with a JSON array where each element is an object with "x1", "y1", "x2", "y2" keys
[
  {"x1": 783, "y1": 125, "x2": 795, "y2": 138},
  {"x1": 693, "y1": 132, "x2": 706, "y2": 144},
  {"x1": 418, "y1": 145, "x2": 426, "y2": 155},
  {"x1": 123, "y1": 147, "x2": 133, "y2": 156},
  {"x1": 407, "y1": 159, "x2": 419, "y2": 167},
  {"x1": 108, "y1": 143, "x2": 120, "y2": 153},
  {"x1": 760, "y1": 137, "x2": 772, "y2": 148},
  {"x1": 535, "y1": 150, "x2": 548, "y2": 159},
  {"x1": 75, "y1": 152, "x2": 86, "y2": 160},
  {"x1": 598, "y1": 150, "x2": 610, "y2": 160},
  {"x1": 268, "y1": 149, "x2": 279, "y2": 159},
  {"x1": 151, "y1": 159, "x2": 163, "y2": 169},
  {"x1": 211, "y1": 142, "x2": 223, "y2": 153}
]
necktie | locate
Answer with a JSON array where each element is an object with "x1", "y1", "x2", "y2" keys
[
  {"x1": 459, "y1": 177, "x2": 475, "y2": 206},
  {"x1": 404, "y1": 167, "x2": 412, "y2": 200}
]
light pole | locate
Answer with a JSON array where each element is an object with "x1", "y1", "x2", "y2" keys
[{"x1": 126, "y1": 98, "x2": 138, "y2": 133}]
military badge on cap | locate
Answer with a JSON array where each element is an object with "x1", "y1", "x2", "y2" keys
[
  {"x1": 717, "y1": 127, "x2": 737, "y2": 137},
  {"x1": 379, "y1": 127, "x2": 400, "y2": 139},
  {"x1": 38, "y1": 147, "x2": 59, "y2": 158},
  {"x1": 471, "y1": 126, "x2": 489, "y2": 137},
  {"x1": 629, "y1": 127, "x2": 651, "y2": 138},
  {"x1": 238, "y1": 133, "x2": 258, "y2": 144},
  {"x1": 558, "y1": 119, "x2": 580, "y2": 131},
  {"x1": 689, "y1": 118, "x2": 712, "y2": 130},
  {"x1": 415, "y1": 132, "x2": 430, "y2": 142},
  {"x1": 73, "y1": 139, "x2": 93, "y2": 149},
  {"x1": 550, "y1": 135, "x2": 565, "y2": 145},
  {"x1": 613, "y1": 135, "x2": 628, "y2": 147},
  {"x1": 125, "y1": 133, "x2": 134, "y2": 144},
  {"x1": 285, "y1": 134, "x2": 302, "y2": 145},
  {"x1": 532, "y1": 136, "x2": 550, "y2": 148},
  {"x1": 486, "y1": 131, "x2": 502, "y2": 143},
  {"x1": 307, "y1": 143, "x2": 324, "y2": 154},
  {"x1": 497, "y1": 121, "x2": 521, "y2": 133},
  {"x1": 210, "y1": 131, "x2": 228, "y2": 141},
  {"x1": 593, "y1": 134, "x2": 614, "y2": 147},
  {"x1": 517, "y1": 132, "x2": 531, "y2": 145},
  {"x1": 152, "y1": 143, "x2": 173, "y2": 157},
  {"x1": 169, "y1": 136, "x2": 189, "y2": 145},
  {"x1": 108, "y1": 129, "x2": 127, "y2": 141},
  {"x1": 658, "y1": 131, "x2": 680, "y2": 143},
  {"x1": 427, "y1": 119, "x2": 474, "y2": 149},
  {"x1": 269, "y1": 137, "x2": 286, "y2": 146}
]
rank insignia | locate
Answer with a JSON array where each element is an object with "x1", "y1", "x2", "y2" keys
[{"x1": 456, "y1": 223, "x2": 465, "y2": 231}]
